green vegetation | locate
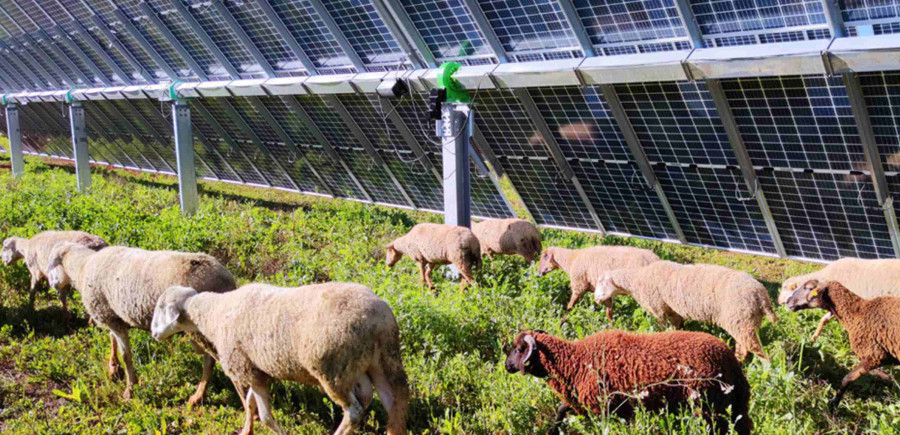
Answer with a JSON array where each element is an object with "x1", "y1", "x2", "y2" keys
[{"x1": 1, "y1": 156, "x2": 899, "y2": 434}]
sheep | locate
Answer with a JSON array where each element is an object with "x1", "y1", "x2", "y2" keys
[
  {"x1": 505, "y1": 330, "x2": 752, "y2": 435},
  {"x1": 385, "y1": 223, "x2": 481, "y2": 290},
  {"x1": 536, "y1": 246, "x2": 660, "y2": 320},
  {"x1": 785, "y1": 279, "x2": 900, "y2": 413},
  {"x1": 151, "y1": 282, "x2": 409, "y2": 435},
  {"x1": 1, "y1": 231, "x2": 108, "y2": 314},
  {"x1": 595, "y1": 261, "x2": 777, "y2": 362},
  {"x1": 471, "y1": 218, "x2": 542, "y2": 262},
  {"x1": 779, "y1": 258, "x2": 900, "y2": 342},
  {"x1": 46, "y1": 242, "x2": 237, "y2": 403}
]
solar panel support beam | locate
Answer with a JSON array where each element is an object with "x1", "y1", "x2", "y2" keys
[
  {"x1": 5, "y1": 103, "x2": 24, "y2": 178},
  {"x1": 18, "y1": 33, "x2": 71, "y2": 87},
  {"x1": 822, "y1": 0, "x2": 846, "y2": 38},
  {"x1": 172, "y1": 100, "x2": 198, "y2": 215},
  {"x1": 378, "y1": 0, "x2": 436, "y2": 67},
  {"x1": 166, "y1": 0, "x2": 241, "y2": 79},
  {"x1": 305, "y1": 0, "x2": 368, "y2": 72},
  {"x1": 674, "y1": 0, "x2": 706, "y2": 49},
  {"x1": 192, "y1": 100, "x2": 273, "y2": 186},
  {"x1": 209, "y1": 1, "x2": 278, "y2": 78},
  {"x1": 555, "y1": 0, "x2": 595, "y2": 57},
  {"x1": 90, "y1": 15, "x2": 156, "y2": 83},
  {"x1": 139, "y1": 3, "x2": 210, "y2": 81},
  {"x1": 324, "y1": 94, "x2": 418, "y2": 208},
  {"x1": 280, "y1": 95, "x2": 375, "y2": 202},
  {"x1": 705, "y1": 79, "x2": 788, "y2": 257},
  {"x1": 112, "y1": 8, "x2": 178, "y2": 80},
  {"x1": 377, "y1": 95, "x2": 441, "y2": 181},
  {"x1": 370, "y1": 0, "x2": 426, "y2": 69},
  {"x1": 69, "y1": 102, "x2": 91, "y2": 192},
  {"x1": 460, "y1": 0, "x2": 508, "y2": 63},
  {"x1": 599, "y1": 84, "x2": 687, "y2": 243},
  {"x1": 512, "y1": 88, "x2": 607, "y2": 233},
  {"x1": 843, "y1": 72, "x2": 900, "y2": 256},
  {"x1": 440, "y1": 104, "x2": 471, "y2": 227}
]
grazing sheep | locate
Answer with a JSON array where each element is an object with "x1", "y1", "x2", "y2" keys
[
  {"x1": 385, "y1": 223, "x2": 481, "y2": 290},
  {"x1": 471, "y1": 218, "x2": 542, "y2": 262},
  {"x1": 779, "y1": 258, "x2": 900, "y2": 342},
  {"x1": 595, "y1": 261, "x2": 777, "y2": 362},
  {"x1": 1, "y1": 231, "x2": 108, "y2": 314},
  {"x1": 46, "y1": 243, "x2": 237, "y2": 402},
  {"x1": 785, "y1": 279, "x2": 900, "y2": 413},
  {"x1": 505, "y1": 330, "x2": 752, "y2": 435},
  {"x1": 536, "y1": 246, "x2": 660, "y2": 319},
  {"x1": 151, "y1": 283, "x2": 409, "y2": 435}
]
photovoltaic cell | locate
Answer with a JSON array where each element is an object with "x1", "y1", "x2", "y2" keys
[
  {"x1": 504, "y1": 156, "x2": 597, "y2": 229},
  {"x1": 842, "y1": 0, "x2": 900, "y2": 26},
  {"x1": 474, "y1": 89, "x2": 549, "y2": 158},
  {"x1": 573, "y1": 0, "x2": 691, "y2": 53},
  {"x1": 721, "y1": 75, "x2": 866, "y2": 171},
  {"x1": 400, "y1": 0, "x2": 495, "y2": 63},
  {"x1": 614, "y1": 81, "x2": 737, "y2": 166},
  {"x1": 858, "y1": 71, "x2": 900, "y2": 173},
  {"x1": 477, "y1": 0, "x2": 581, "y2": 60},
  {"x1": 658, "y1": 165, "x2": 775, "y2": 252},
  {"x1": 760, "y1": 169, "x2": 894, "y2": 259},
  {"x1": 322, "y1": 0, "x2": 408, "y2": 70},
  {"x1": 690, "y1": 0, "x2": 829, "y2": 46}
]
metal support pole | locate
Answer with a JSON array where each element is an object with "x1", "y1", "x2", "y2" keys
[
  {"x1": 822, "y1": 0, "x2": 846, "y2": 38},
  {"x1": 69, "y1": 102, "x2": 91, "y2": 192},
  {"x1": 440, "y1": 104, "x2": 471, "y2": 227},
  {"x1": 172, "y1": 100, "x2": 198, "y2": 215},
  {"x1": 706, "y1": 79, "x2": 787, "y2": 257},
  {"x1": 5, "y1": 103, "x2": 24, "y2": 177},
  {"x1": 674, "y1": 0, "x2": 705, "y2": 49},
  {"x1": 843, "y1": 72, "x2": 900, "y2": 256},
  {"x1": 599, "y1": 84, "x2": 686, "y2": 242}
]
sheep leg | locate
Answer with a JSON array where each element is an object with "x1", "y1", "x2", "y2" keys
[
  {"x1": 107, "y1": 332, "x2": 124, "y2": 381},
  {"x1": 27, "y1": 275, "x2": 38, "y2": 309},
  {"x1": 417, "y1": 261, "x2": 427, "y2": 286},
  {"x1": 565, "y1": 286, "x2": 586, "y2": 310},
  {"x1": 425, "y1": 263, "x2": 435, "y2": 289},
  {"x1": 870, "y1": 368, "x2": 894, "y2": 383},
  {"x1": 810, "y1": 312, "x2": 834, "y2": 343},
  {"x1": 239, "y1": 386, "x2": 258, "y2": 435},
  {"x1": 458, "y1": 263, "x2": 475, "y2": 291},
  {"x1": 187, "y1": 353, "x2": 215, "y2": 406},
  {"x1": 830, "y1": 361, "x2": 876, "y2": 414},
  {"x1": 111, "y1": 329, "x2": 138, "y2": 400},
  {"x1": 604, "y1": 299, "x2": 613, "y2": 322},
  {"x1": 59, "y1": 287, "x2": 71, "y2": 329},
  {"x1": 250, "y1": 378, "x2": 285, "y2": 435},
  {"x1": 334, "y1": 389, "x2": 365, "y2": 435}
]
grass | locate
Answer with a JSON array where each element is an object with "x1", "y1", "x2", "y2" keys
[{"x1": 0, "y1": 155, "x2": 899, "y2": 434}]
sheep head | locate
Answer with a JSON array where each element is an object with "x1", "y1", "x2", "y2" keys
[
  {"x1": 778, "y1": 276, "x2": 805, "y2": 305},
  {"x1": 1, "y1": 237, "x2": 24, "y2": 265},
  {"x1": 46, "y1": 242, "x2": 81, "y2": 290},
  {"x1": 505, "y1": 332, "x2": 548, "y2": 377},
  {"x1": 536, "y1": 249, "x2": 559, "y2": 276},
  {"x1": 785, "y1": 279, "x2": 828, "y2": 312},
  {"x1": 385, "y1": 243, "x2": 402, "y2": 268},
  {"x1": 151, "y1": 286, "x2": 200, "y2": 341},
  {"x1": 594, "y1": 273, "x2": 627, "y2": 304}
]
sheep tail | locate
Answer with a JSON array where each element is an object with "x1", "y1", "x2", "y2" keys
[{"x1": 730, "y1": 366, "x2": 753, "y2": 435}]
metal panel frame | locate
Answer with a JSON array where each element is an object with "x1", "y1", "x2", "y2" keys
[
  {"x1": 323, "y1": 94, "x2": 417, "y2": 208},
  {"x1": 192, "y1": 98, "x2": 272, "y2": 186},
  {"x1": 89, "y1": 14, "x2": 155, "y2": 83},
  {"x1": 369, "y1": 0, "x2": 424, "y2": 69},
  {"x1": 821, "y1": 0, "x2": 846, "y2": 38},
  {"x1": 165, "y1": 0, "x2": 240, "y2": 79},
  {"x1": 66, "y1": 16, "x2": 135, "y2": 85},
  {"x1": 306, "y1": 0, "x2": 367, "y2": 72},
  {"x1": 256, "y1": 0, "x2": 318, "y2": 74},
  {"x1": 705, "y1": 78, "x2": 788, "y2": 257},
  {"x1": 555, "y1": 0, "x2": 595, "y2": 57},
  {"x1": 598, "y1": 83, "x2": 686, "y2": 242},
  {"x1": 379, "y1": 0, "x2": 435, "y2": 67},
  {"x1": 460, "y1": 0, "x2": 508, "y2": 63},
  {"x1": 209, "y1": 0, "x2": 278, "y2": 78},
  {"x1": 111, "y1": 7, "x2": 178, "y2": 80},
  {"x1": 512, "y1": 87, "x2": 606, "y2": 233},
  {"x1": 139, "y1": 2, "x2": 209, "y2": 81},
  {"x1": 842, "y1": 71, "x2": 900, "y2": 256},
  {"x1": 0, "y1": 31, "x2": 61, "y2": 88},
  {"x1": 674, "y1": 0, "x2": 705, "y2": 49},
  {"x1": 0, "y1": 38, "x2": 51, "y2": 88}
]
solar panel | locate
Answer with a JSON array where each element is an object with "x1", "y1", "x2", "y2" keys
[
  {"x1": 858, "y1": 71, "x2": 900, "y2": 173},
  {"x1": 720, "y1": 75, "x2": 866, "y2": 172},
  {"x1": 76, "y1": 0, "x2": 169, "y2": 80},
  {"x1": 188, "y1": 105, "x2": 271, "y2": 186},
  {"x1": 477, "y1": 0, "x2": 582, "y2": 60},
  {"x1": 399, "y1": 0, "x2": 496, "y2": 64},
  {"x1": 220, "y1": 0, "x2": 304, "y2": 75},
  {"x1": 323, "y1": 0, "x2": 408, "y2": 70},
  {"x1": 658, "y1": 165, "x2": 776, "y2": 252},
  {"x1": 759, "y1": 169, "x2": 894, "y2": 260},
  {"x1": 690, "y1": 0, "x2": 830, "y2": 47},
  {"x1": 613, "y1": 81, "x2": 737, "y2": 166},
  {"x1": 143, "y1": 0, "x2": 227, "y2": 80},
  {"x1": 269, "y1": 0, "x2": 356, "y2": 74},
  {"x1": 573, "y1": 0, "x2": 692, "y2": 54}
]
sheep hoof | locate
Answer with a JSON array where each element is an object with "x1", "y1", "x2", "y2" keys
[
  {"x1": 187, "y1": 392, "x2": 204, "y2": 407},
  {"x1": 121, "y1": 388, "x2": 133, "y2": 401}
]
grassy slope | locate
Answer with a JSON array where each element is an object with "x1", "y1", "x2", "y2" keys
[{"x1": 0, "y1": 157, "x2": 898, "y2": 434}]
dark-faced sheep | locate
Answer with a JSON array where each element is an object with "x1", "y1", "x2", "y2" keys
[
  {"x1": 1, "y1": 231, "x2": 108, "y2": 315},
  {"x1": 152, "y1": 283, "x2": 409, "y2": 435},
  {"x1": 780, "y1": 258, "x2": 900, "y2": 342},
  {"x1": 385, "y1": 223, "x2": 481, "y2": 290},
  {"x1": 471, "y1": 218, "x2": 542, "y2": 262},
  {"x1": 596, "y1": 261, "x2": 777, "y2": 362},
  {"x1": 47, "y1": 242, "x2": 237, "y2": 402},
  {"x1": 505, "y1": 330, "x2": 752, "y2": 435},
  {"x1": 536, "y1": 246, "x2": 660, "y2": 319},
  {"x1": 785, "y1": 279, "x2": 900, "y2": 413}
]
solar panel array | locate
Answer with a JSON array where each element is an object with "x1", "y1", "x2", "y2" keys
[{"x1": 4, "y1": 0, "x2": 900, "y2": 262}]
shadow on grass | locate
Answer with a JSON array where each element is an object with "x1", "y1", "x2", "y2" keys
[{"x1": 0, "y1": 303, "x2": 88, "y2": 338}]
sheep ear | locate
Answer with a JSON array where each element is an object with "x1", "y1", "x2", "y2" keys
[{"x1": 519, "y1": 334, "x2": 537, "y2": 374}]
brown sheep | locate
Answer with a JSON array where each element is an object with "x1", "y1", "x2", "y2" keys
[
  {"x1": 1, "y1": 231, "x2": 108, "y2": 315},
  {"x1": 537, "y1": 246, "x2": 660, "y2": 319},
  {"x1": 505, "y1": 330, "x2": 752, "y2": 435},
  {"x1": 785, "y1": 279, "x2": 900, "y2": 413},
  {"x1": 385, "y1": 223, "x2": 481, "y2": 290},
  {"x1": 471, "y1": 218, "x2": 542, "y2": 262}
]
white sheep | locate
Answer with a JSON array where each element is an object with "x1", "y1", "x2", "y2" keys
[
  {"x1": 1, "y1": 231, "x2": 108, "y2": 314},
  {"x1": 595, "y1": 261, "x2": 777, "y2": 362},
  {"x1": 386, "y1": 223, "x2": 481, "y2": 290},
  {"x1": 471, "y1": 218, "x2": 542, "y2": 262},
  {"x1": 46, "y1": 242, "x2": 237, "y2": 402},
  {"x1": 778, "y1": 258, "x2": 900, "y2": 342},
  {"x1": 537, "y1": 246, "x2": 660, "y2": 319},
  {"x1": 151, "y1": 282, "x2": 409, "y2": 435}
]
